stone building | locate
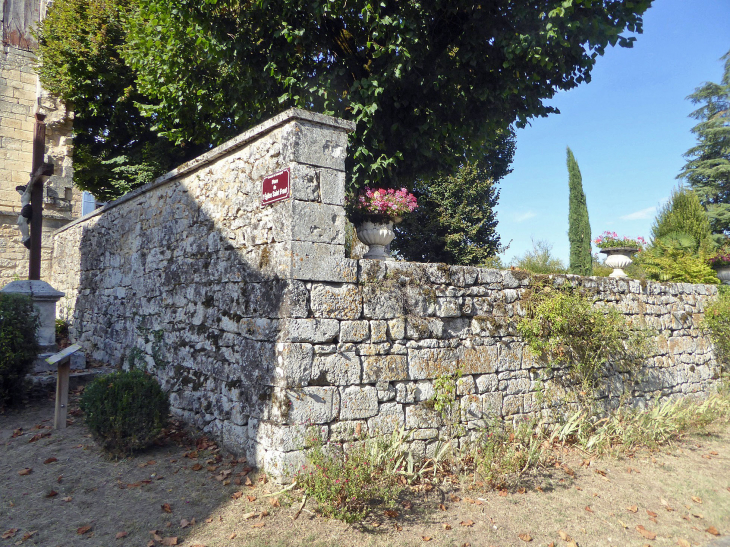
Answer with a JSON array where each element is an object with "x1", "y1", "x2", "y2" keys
[{"x1": 0, "y1": 0, "x2": 79, "y2": 286}]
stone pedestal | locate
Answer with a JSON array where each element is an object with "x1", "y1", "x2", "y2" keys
[{"x1": 0, "y1": 280, "x2": 77, "y2": 371}]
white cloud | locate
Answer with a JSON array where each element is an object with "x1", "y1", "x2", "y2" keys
[
  {"x1": 620, "y1": 206, "x2": 656, "y2": 221},
  {"x1": 514, "y1": 211, "x2": 537, "y2": 222}
]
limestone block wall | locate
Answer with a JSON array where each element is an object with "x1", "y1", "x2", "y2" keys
[{"x1": 50, "y1": 110, "x2": 722, "y2": 481}]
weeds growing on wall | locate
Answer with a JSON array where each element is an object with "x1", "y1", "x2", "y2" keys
[
  {"x1": 702, "y1": 287, "x2": 730, "y2": 366},
  {"x1": 517, "y1": 284, "x2": 653, "y2": 406}
]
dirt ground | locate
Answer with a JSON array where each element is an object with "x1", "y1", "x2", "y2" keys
[{"x1": 1, "y1": 391, "x2": 729, "y2": 547}]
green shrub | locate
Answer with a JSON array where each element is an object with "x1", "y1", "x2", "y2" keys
[
  {"x1": 517, "y1": 285, "x2": 652, "y2": 401},
  {"x1": 299, "y1": 436, "x2": 402, "y2": 523},
  {"x1": 637, "y1": 242, "x2": 719, "y2": 284},
  {"x1": 510, "y1": 240, "x2": 567, "y2": 274},
  {"x1": 80, "y1": 369, "x2": 169, "y2": 454},
  {"x1": 0, "y1": 294, "x2": 39, "y2": 408},
  {"x1": 703, "y1": 289, "x2": 730, "y2": 365}
]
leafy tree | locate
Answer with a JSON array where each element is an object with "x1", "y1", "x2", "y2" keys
[
  {"x1": 511, "y1": 240, "x2": 566, "y2": 275},
  {"x1": 35, "y1": 0, "x2": 191, "y2": 201},
  {"x1": 650, "y1": 186, "x2": 713, "y2": 252},
  {"x1": 393, "y1": 131, "x2": 514, "y2": 265},
  {"x1": 567, "y1": 148, "x2": 592, "y2": 276},
  {"x1": 120, "y1": 0, "x2": 650, "y2": 193},
  {"x1": 678, "y1": 51, "x2": 730, "y2": 241}
]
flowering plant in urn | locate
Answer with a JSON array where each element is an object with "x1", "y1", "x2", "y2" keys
[
  {"x1": 350, "y1": 187, "x2": 418, "y2": 260},
  {"x1": 351, "y1": 187, "x2": 418, "y2": 223},
  {"x1": 593, "y1": 231, "x2": 646, "y2": 250}
]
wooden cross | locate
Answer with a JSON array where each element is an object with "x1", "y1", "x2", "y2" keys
[{"x1": 28, "y1": 113, "x2": 54, "y2": 281}]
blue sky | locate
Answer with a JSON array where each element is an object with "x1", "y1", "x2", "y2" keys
[{"x1": 496, "y1": 0, "x2": 730, "y2": 266}]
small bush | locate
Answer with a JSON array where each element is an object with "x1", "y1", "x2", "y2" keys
[
  {"x1": 80, "y1": 369, "x2": 169, "y2": 454},
  {"x1": 703, "y1": 289, "x2": 730, "y2": 365},
  {"x1": 517, "y1": 285, "x2": 653, "y2": 402},
  {"x1": 0, "y1": 294, "x2": 39, "y2": 408},
  {"x1": 299, "y1": 437, "x2": 402, "y2": 523},
  {"x1": 510, "y1": 240, "x2": 567, "y2": 274}
]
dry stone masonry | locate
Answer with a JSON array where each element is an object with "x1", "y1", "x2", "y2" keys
[{"x1": 50, "y1": 110, "x2": 723, "y2": 481}]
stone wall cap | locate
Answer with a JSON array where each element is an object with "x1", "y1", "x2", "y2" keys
[
  {"x1": 52, "y1": 108, "x2": 356, "y2": 237},
  {"x1": 1, "y1": 280, "x2": 65, "y2": 300}
]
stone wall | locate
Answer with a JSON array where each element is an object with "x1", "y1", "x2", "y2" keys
[{"x1": 50, "y1": 110, "x2": 722, "y2": 481}]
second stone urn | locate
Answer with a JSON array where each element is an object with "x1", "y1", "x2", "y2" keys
[
  {"x1": 356, "y1": 219, "x2": 399, "y2": 260},
  {"x1": 600, "y1": 247, "x2": 639, "y2": 278}
]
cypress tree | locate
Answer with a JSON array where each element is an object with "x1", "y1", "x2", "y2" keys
[{"x1": 567, "y1": 147, "x2": 593, "y2": 276}]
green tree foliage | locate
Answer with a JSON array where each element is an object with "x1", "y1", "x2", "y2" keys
[
  {"x1": 678, "y1": 51, "x2": 730, "y2": 240},
  {"x1": 637, "y1": 186, "x2": 719, "y2": 284},
  {"x1": 35, "y1": 0, "x2": 190, "y2": 201},
  {"x1": 703, "y1": 288, "x2": 730, "y2": 366},
  {"x1": 393, "y1": 133, "x2": 514, "y2": 264},
  {"x1": 0, "y1": 294, "x2": 39, "y2": 408},
  {"x1": 651, "y1": 186, "x2": 713, "y2": 252},
  {"x1": 120, "y1": 0, "x2": 647, "y2": 193},
  {"x1": 511, "y1": 240, "x2": 567, "y2": 275},
  {"x1": 567, "y1": 148, "x2": 592, "y2": 276}
]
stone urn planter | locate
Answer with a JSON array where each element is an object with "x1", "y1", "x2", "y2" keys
[
  {"x1": 715, "y1": 265, "x2": 730, "y2": 285},
  {"x1": 600, "y1": 247, "x2": 639, "y2": 278},
  {"x1": 356, "y1": 218, "x2": 400, "y2": 260}
]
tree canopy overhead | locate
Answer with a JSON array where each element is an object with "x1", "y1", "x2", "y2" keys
[{"x1": 122, "y1": 0, "x2": 651, "y2": 191}]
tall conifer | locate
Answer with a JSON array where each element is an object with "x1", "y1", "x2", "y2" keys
[{"x1": 567, "y1": 148, "x2": 593, "y2": 276}]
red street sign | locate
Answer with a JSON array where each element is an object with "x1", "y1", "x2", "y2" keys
[{"x1": 261, "y1": 168, "x2": 290, "y2": 206}]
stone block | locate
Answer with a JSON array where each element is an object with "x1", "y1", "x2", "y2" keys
[
  {"x1": 405, "y1": 404, "x2": 443, "y2": 429},
  {"x1": 358, "y1": 260, "x2": 387, "y2": 283},
  {"x1": 395, "y1": 381, "x2": 435, "y2": 403},
  {"x1": 387, "y1": 318, "x2": 406, "y2": 340},
  {"x1": 319, "y1": 169, "x2": 345, "y2": 206},
  {"x1": 290, "y1": 164, "x2": 320, "y2": 202},
  {"x1": 281, "y1": 119, "x2": 350, "y2": 171},
  {"x1": 330, "y1": 420, "x2": 366, "y2": 442},
  {"x1": 405, "y1": 317, "x2": 443, "y2": 340},
  {"x1": 291, "y1": 201, "x2": 346, "y2": 245},
  {"x1": 368, "y1": 402, "x2": 404, "y2": 435},
  {"x1": 340, "y1": 320, "x2": 369, "y2": 343},
  {"x1": 475, "y1": 374, "x2": 498, "y2": 393},
  {"x1": 408, "y1": 348, "x2": 460, "y2": 380},
  {"x1": 311, "y1": 352, "x2": 361, "y2": 385},
  {"x1": 457, "y1": 375, "x2": 476, "y2": 395},
  {"x1": 264, "y1": 449, "x2": 307, "y2": 483},
  {"x1": 436, "y1": 297, "x2": 461, "y2": 318},
  {"x1": 292, "y1": 256, "x2": 357, "y2": 283},
  {"x1": 275, "y1": 343, "x2": 313, "y2": 387},
  {"x1": 362, "y1": 355, "x2": 408, "y2": 383},
  {"x1": 497, "y1": 344, "x2": 522, "y2": 372},
  {"x1": 482, "y1": 392, "x2": 503, "y2": 417},
  {"x1": 340, "y1": 386, "x2": 379, "y2": 419},
  {"x1": 362, "y1": 285, "x2": 404, "y2": 319},
  {"x1": 285, "y1": 386, "x2": 340, "y2": 424},
  {"x1": 255, "y1": 422, "x2": 327, "y2": 452},
  {"x1": 370, "y1": 320, "x2": 388, "y2": 342},
  {"x1": 311, "y1": 283, "x2": 361, "y2": 319},
  {"x1": 460, "y1": 394, "x2": 482, "y2": 422},
  {"x1": 281, "y1": 318, "x2": 339, "y2": 343}
]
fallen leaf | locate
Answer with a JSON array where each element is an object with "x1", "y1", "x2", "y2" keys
[
  {"x1": 460, "y1": 520, "x2": 475, "y2": 527},
  {"x1": 692, "y1": 496, "x2": 702, "y2": 504},
  {"x1": 647, "y1": 510, "x2": 658, "y2": 518},
  {"x1": 161, "y1": 537, "x2": 178, "y2": 546},
  {"x1": 251, "y1": 523, "x2": 265, "y2": 528},
  {"x1": 706, "y1": 526, "x2": 720, "y2": 536},
  {"x1": 710, "y1": 451, "x2": 719, "y2": 455},
  {"x1": 147, "y1": 460, "x2": 156, "y2": 466},
  {"x1": 231, "y1": 491, "x2": 243, "y2": 500},
  {"x1": 44, "y1": 457, "x2": 57, "y2": 464},
  {"x1": 585, "y1": 506, "x2": 593, "y2": 513},
  {"x1": 403, "y1": 501, "x2": 414, "y2": 509},
  {"x1": 450, "y1": 495, "x2": 460, "y2": 503},
  {"x1": 229, "y1": 533, "x2": 237, "y2": 539},
  {"x1": 439, "y1": 504, "x2": 446, "y2": 511},
  {"x1": 677, "y1": 539, "x2": 691, "y2": 547},
  {"x1": 247, "y1": 495, "x2": 256, "y2": 502},
  {"x1": 269, "y1": 497, "x2": 280, "y2": 507},
  {"x1": 242, "y1": 512, "x2": 257, "y2": 520},
  {"x1": 245, "y1": 476, "x2": 253, "y2": 486},
  {"x1": 77, "y1": 525, "x2": 92, "y2": 535},
  {"x1": 636, "y1": 525, "x2": 656, "y2": 540},
  {"x1": 21, "y1": 531, "x2": 37, "y2": 541},
  {"x1": 116, "y1": 531, "x2": 128, "y2": 539},
  {"x1": 180, "y1": 519, "x2": 190, "y2": 528},
  {"x1": 627, "y1": 505, "x2": 638, "y2": 513},
  {"x1": 205, "y1": 518, "x2": 213, "y2": 523},
  {"x1": 498, "y1": 490, "x2": 508, "y2": 497},
  {"x1": 518, "y1": 532, "x2": 533, "y2": 542},
  {"x1": 161, "y1": 503, "x2": 172, "y2": 513},
  {"x1": 442, "y1": 523, "x2": 452, "y2": 530},
  {"x1": 62, "y1": 496, "x2": 72, "y2": 502},
  {"x1": 384, "y1": 510, "x2": 399, "y2": 519},
  {"x1": 2, "y1": 529, "x2": 18, "y2": 539},
  {"x1": 18, "y1": 468, "x2": 32, "y2": 476},
  {"x1": 562, "y1": 465, "x2": 575, "y2": 477},
  {"x1": 12, "y1": 428, "x2": 22, "y2": 438},
  {"x1": 421, "y1": 537, "x2": 432, "y2": 542},
  {"x1": 394, "y1": 524, "x2": 402, "y2": 532},
  {"x1": 558, "y1": 530, "x2": 572, "y2": 541},
  {"x1": 618, "y1": 519, "x2": 629, "y2": 529},
  {"x1": 46, "y1": 490, "x2": 58, "y2": 498}
]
